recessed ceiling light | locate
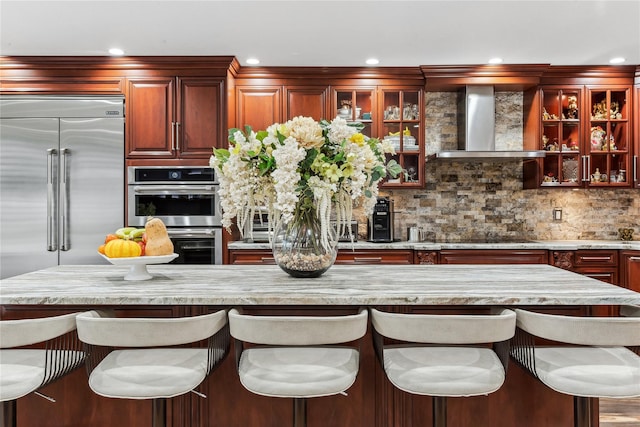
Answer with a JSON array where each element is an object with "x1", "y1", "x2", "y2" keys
[
  {"x1": 488, "y1": 57, "x2": 503, "y2": 64},
  {"x1": 246, "y1": 58, "x2": 260, "y2": 65},
  {"x1": 108, "y1": 48, "x2": 124, "y2": 56},
  {"x1": 609, "y1": 57, "x2": 626, "y2": 64},
  {"x1": 365, "y1": 58, "x2": 379, "y2": 65}
]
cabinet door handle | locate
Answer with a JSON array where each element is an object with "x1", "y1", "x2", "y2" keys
[
  {"x1": 634, "y1": 155, "x2": 638, "y2": 183},
  {"x1": 175, "y1": 122, "x2": 180, "y2": 151},
  {"x1": 171, "y1": 122, "x2": 176, "y2": 151},
  {"x1": 353, "y1": 257, "x2": 383, "y2": 263},
  {"x1": 581, "y1": 156, "x2": 588, "y2": 182},
  {"x1": 629, "y1": 257, "x2": 640, "y2": 261}
]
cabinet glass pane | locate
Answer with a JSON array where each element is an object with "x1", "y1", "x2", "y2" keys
[
  {"x1": 611, "y1": 91, "x2": 627, "y2": 120},
  {"x1": 403, "y1": 154, "x2": 420, "y2": 183},
  {"x1": 561, "y1": 91, "x2": 580, "y2": 120},
  {"x1": 542, "y1": 91, "x2": 560, "y2": 120},
  {"x1": 610, "y1": 122, "x2": 627, "y2": 151}
]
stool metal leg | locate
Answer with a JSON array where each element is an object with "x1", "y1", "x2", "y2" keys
[
  {"x1": 293, "y1": 398, "x2": 307, "y2": 427},
  {"x1": 152, "y1": 398, "x2": 167, "y2": 427},
  {"x1": 574, "y1": 396, "x2": 592, "y2": 427},
  {"x1": 1, "y1": 400, "x2": 17, "y2": 427},
  {"x1": 433, "y1": 396, "x2": 447, "y2": 427}
]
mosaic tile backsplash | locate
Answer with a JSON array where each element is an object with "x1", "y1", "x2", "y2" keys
[{"x1": 355, "y1": 92, "x2": 639, "y2": 242}]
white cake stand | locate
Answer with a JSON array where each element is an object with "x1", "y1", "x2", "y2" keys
[{"x1": 101, "y1": 253, "x2": 179, "y2": 280}]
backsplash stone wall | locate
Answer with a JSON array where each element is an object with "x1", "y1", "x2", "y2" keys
[{"x1": 364, "y1": 91, "x2": 639, "y2": 242}]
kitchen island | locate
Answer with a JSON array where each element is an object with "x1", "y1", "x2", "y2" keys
[{"x1": 2, "y1": 264, "x2": 639, "y2": 427}]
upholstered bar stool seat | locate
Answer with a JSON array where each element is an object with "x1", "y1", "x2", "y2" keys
[
  {"x1": 511, "y1": 306, "x2": 640, "y2": 427},
  {"x1": 76, "y1": 310, "x2": 229, "y2": 427},
  {"x1": 370, "y1": 307, "x2": 516, "y2": 427},
  {"x1": 0, "y1": 312, "x2": 86, "y2": 427},
  {"x1": 229, "y1": 308, "x2": 368, "y2": 427}
]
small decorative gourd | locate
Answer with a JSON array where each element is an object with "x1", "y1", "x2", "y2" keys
[
  {"x1": 104, "y1": 238, "x2": 142, "y2": 258},
  {"x1": 144, "y1": 217, "x2": 174, "y2": 256}
]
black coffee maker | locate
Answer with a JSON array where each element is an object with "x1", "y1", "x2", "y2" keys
[{"x1": 368, "y1": 197, "x2": 394, "y2": 242}]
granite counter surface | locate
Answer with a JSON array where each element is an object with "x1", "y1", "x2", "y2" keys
[
  {"x1": 229, "y1": 240, "x2": 640, "y2": 251},
  {"x1": 1, "y1": 264, "x2": 638, "y2": 306}
]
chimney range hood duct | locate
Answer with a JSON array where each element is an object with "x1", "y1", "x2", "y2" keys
[{"x1": 435, "y1": 85, "x2": 545, "y2": 159}]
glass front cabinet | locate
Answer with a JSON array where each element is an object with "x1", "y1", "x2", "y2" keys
[
  {"x1": 530, "y1": 85, "x2": 633, "y2": 188},
  {"x1": 333, "y1": 87, "x2": 424, "y2": 187}
]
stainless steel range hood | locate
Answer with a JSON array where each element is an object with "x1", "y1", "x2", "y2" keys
[{"x1": 435, "y1": 86, "x2": 545, "y2": 159}]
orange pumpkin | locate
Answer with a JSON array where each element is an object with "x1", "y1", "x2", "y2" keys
[{"x1": 104, "y1": 238, "x2": 142, "y2": 258}]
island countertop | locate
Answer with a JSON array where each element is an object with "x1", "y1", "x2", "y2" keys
[{"x1": 1, "y1": 264, "x2": 639, "y2": 306}]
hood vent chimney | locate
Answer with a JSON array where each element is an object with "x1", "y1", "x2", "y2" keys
[{"x1": 435, "y1": 85, "x2": 545, "y2": 159}]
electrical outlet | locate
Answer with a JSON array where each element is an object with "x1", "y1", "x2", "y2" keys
[{"x1": 553, "y1": 208, "x2": 562, "y2": 221}]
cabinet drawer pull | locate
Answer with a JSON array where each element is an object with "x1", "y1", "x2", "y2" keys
[
  {"x1": 630, "y1": 257, "x2": 640, "y2": 261},
  {"x1": 260, "y1": 257, "x2": 275, "y2": 263},
  {"x1": 580, "y1": 256, "x2": 612, "y2": 261},
  {"x1": 353, "y1": 257, "x2": 383, "y2": 263}
]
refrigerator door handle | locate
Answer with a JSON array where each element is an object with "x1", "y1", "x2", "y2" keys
[
  {"x1": 60, "y1": 148, "x2": 70, "y2": 251},
  {"x1": 47, "y1": 148, "x2": 58, "y2": 251}
]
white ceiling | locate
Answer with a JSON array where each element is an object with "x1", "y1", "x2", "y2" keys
[{"x1": 1, "y1": 0, "x2": 639, "y2": 67}]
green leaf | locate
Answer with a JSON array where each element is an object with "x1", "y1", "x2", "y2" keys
[
  {"x1": 386, "y1": 160, "x2": 403, "y2": 178},
  {"x1": 256, "y1": 130, "x2": 269, "y2": 141},
  {"x1": 213, "y1": 148, "x2": 230, "y2": 163}
]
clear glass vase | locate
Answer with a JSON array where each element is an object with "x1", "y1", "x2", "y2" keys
[{"x1": 272, "y1": 214, "x2": 337, "y2": 278}]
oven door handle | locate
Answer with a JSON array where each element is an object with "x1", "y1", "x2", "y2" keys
[
  {"x1": 168, "y1": 229, "x2": 219, "y2": 237},
  {"x1": 132, "y1": 185, "x2": 218, "y2": 194}
]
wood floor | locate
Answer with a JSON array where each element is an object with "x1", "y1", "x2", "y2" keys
[{"x1": 600, "y1": 398, "x2": 640, "y2": 427}]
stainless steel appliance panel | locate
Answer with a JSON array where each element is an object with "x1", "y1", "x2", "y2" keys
[
  {"x1": 58, "y1": 118, "x2": 124, "y2": 266},
  {"x1": 0, "y1": 118, "x2": 60, "y2": 278},
  {"x1": 0, "y1": 96, "x2": 125, "y2": 279},
  {"x1": 168, "y1": 228, "x2": 222, "y2": 265}
]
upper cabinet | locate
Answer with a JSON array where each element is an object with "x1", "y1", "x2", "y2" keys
[
  {"x1": 332, "y1": 86, "x2": 424, "y2": 187},
  {"x1": 522, "y1": 66, "x2": 636, "y2": 189},
  {"x1": 585, "y1": 86, "x2": 631, "y2": 187},
  {"x1": 126, "y1": 76, "x2": 225, "y2": 159},
  {"x1": 233, "y1": 67, "x2": 426, "y2": 188},
  {"x1": 634, "y1": 73, "x2": 640, "y2": 188}
]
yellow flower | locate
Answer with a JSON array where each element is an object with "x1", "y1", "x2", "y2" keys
[
  {"x1": 349, "y1": 133, "x2": 365, "y2": 146},
  {"x1": 324, "y1": 164, "x2": 343, "y2": 182}
]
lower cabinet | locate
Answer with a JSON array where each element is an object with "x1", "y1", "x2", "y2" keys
[
  {"x1": 439, "y1": 249, "x2": 549, "y2": 264},
  {"x1": 620, "y1": 250, "x2": 640, "y2": 292},
  {"x1": 228, "y1": 249, "x2": 413, "y2": 265},
  {"x1": 2, "y1": 304, "x2": 582, "y2": 427}
]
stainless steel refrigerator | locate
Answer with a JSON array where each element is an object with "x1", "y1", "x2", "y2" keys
[{"x1": 1, "y1": 95, "x2": 125, "y2": 279}]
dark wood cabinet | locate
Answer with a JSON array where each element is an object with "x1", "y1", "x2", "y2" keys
[
  {"x1": 126, "y1": 76, "x2": 224, "y2": 159},
  {"x1": 228, "y1": 248, "x2": 413, "y2": 265},
  {"x1": 439, "y1": 249, "x2": 548, "y2": 264},
  {"x1": 551, "y1": 249, "x2": 619, "y2": 284},
  {"x1": 620, "y1": 250, "x2": 640, "y2": 292},
  {"x1": 286, "y1": 86, "x2": 329, "y2": 121},
  {"x1": 235, "y1": 86, "x2": 282, "y2": 131}
]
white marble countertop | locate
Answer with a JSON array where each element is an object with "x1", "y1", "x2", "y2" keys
[
  {"x1": 1, "y1": 264, "x2": 638, "y2": 306},
  {"x1": 229, "y1": 240, "x2": 640, "y2": 251}
]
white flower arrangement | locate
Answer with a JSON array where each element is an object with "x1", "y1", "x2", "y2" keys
[{"x1": 210, "y1": 116, "x2": 402, "y2": 248}]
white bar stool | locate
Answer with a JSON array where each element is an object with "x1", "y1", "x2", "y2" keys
[
  {"x1": 510, "y1": 306, "x2": 640, "y2": 427},
  {"x1": 370, "y1": 307, "x2": 516, "y2": 427},
  {"x1": 0, "y1": 312, "x2": 86, "y2": 427},
  {"x1": 76, "y1": 309, "x2": 229, "y2": 427},
  {"x1": 228, "y1": 308, "x2": 368, "y2": 427}
]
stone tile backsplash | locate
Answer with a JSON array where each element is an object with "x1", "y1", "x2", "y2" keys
[{"x1": 359, "y1": 91, "x2": 640, "y2": 242}]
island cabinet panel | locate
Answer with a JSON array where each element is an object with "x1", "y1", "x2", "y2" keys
[
  {"x1": 228, "y1": 249, "x2": 276, "y2": 265},
  {"x1": 439, "y1": 249, "x2": 549, "y2": 264},
  {"x1": 200, "y1": 306, "x2": 377, "y2": 427},
  {"x1": 0, "y1": 305, "x2": 183, "y2": 427}
]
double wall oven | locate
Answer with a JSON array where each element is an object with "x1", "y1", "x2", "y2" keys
[{"x1": 127, "y1": 166, "x2": 222, "y2": 264}]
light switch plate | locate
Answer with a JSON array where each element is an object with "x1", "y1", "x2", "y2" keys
[{"x1": 553, "y1": 208, "x2": 562, "y2": 221}]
